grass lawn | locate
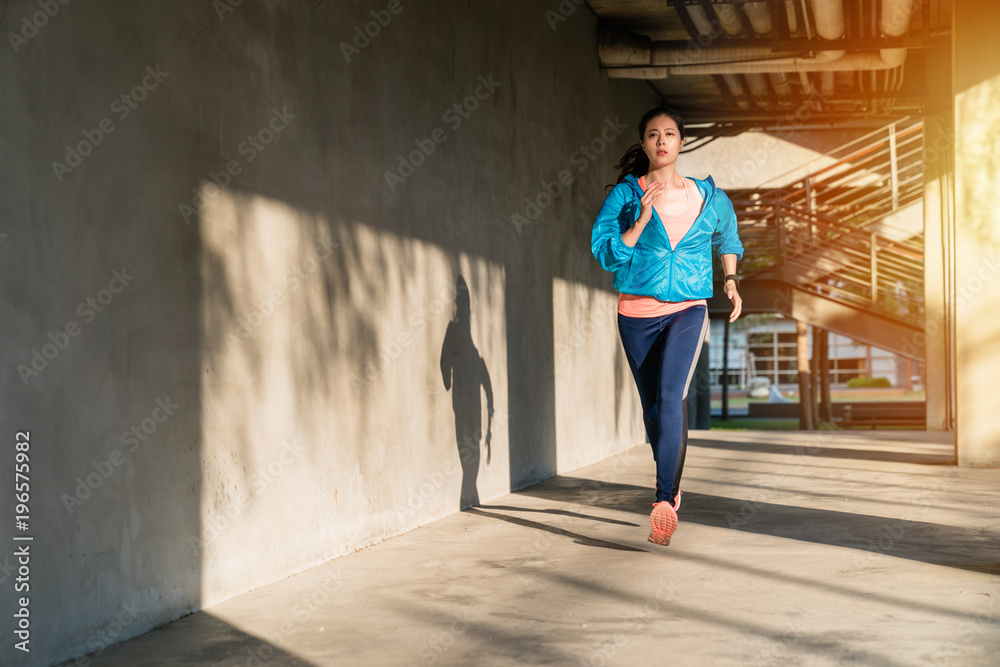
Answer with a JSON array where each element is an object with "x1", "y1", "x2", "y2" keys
[
  {"x1": 709, "y1": 418, "x2": 802, "y2": 431},
  {"x1": 711, "y1": 389, "x2": 926, "y2": 409},
  {"x1": 708, "y1": 417, "x2": 925, "y2": 431}
]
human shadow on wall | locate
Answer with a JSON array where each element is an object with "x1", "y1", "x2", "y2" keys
[{"x1": 440, "y1": 275, "x2": 494, "y2": 509}]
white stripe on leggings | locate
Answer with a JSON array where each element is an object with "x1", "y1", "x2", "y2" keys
[{"x1": 680, "y1": 308, "x2": 710, "y2": 400}]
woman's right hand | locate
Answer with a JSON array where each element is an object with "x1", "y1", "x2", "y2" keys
[
  {"x1": 635, "y1": 179, "x2": 664, "y2": 227},
  {"x1": 622, "y1": 180, "x2": 664, "y2": 247}
]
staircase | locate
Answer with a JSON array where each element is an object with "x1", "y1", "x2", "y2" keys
[{"x1": 715, "y1": 118, "x2": 926, "y2": 361}]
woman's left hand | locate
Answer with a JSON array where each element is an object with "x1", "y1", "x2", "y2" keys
[{"x1": 725, "y1": 281, "x2": 743, "y2": 322}]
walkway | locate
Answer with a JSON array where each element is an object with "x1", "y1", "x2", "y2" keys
[{"x1": 65, "y1": 431, "x2": 1000, "y2": 666}]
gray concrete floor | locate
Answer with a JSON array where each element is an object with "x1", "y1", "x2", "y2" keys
[{"x1": 66, "y1": 430, "x2": 1000, "y2": 666}]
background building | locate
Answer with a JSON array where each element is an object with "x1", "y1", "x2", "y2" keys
[{"x1": 708, "y1": 317, "x2": 922, "y2": 391}]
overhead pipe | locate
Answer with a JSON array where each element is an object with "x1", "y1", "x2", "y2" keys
[
  {"x1": 770, "y1": 72, "x2": 793, "y2": 96},
  {"x1": 811, "y1": 0, "x2": 845, "y2": 39},
  {"x1": 713, "y1": 3, "x2": 747, "y2": 37},
  {"x1": 662, "y1": 0, "x2": 846, "y2": 73},
  {"x1": 656, "y1": 49, "x2": 905, "y2": 75},
  {"x1": 605, "y1": 67, "x2": 671, "y2": 79},
  {"x1": 877, "y1": 0, "x2": 913, "y2": 72},
  {"x1": 800, "y1": 0, "x2": 814, "y2": 39},
  {"x1": 598, "y1": 29, "x2": 658, "y2": 68},
  {"x1": 799, "y1": 71, "x2": 817, "y2": 101},
  {"x1": 821, "y1": 71, "x2": 836, "y2": 98},
  {"x1": 601, "y1": 0, "x2": 914, "y2": 78},
  {"x1": 881, "y1": 0, "x2": 914, "y2": 36},
  {"x1": 685, "y1": 4, "x2": 717, "y2": 37},
  {"x1": 745, "y1": 73, "x2": 773, "y2": 107},
  {"x1": 720, "y1": 74, "x2": 752, "y2": 110},
  {"x1": 598, "y1": 29, "x2": 840, "y2": 69},
  {"x1": 798, "y1": 72, "x2": 824, "y2": 109},
  {"x1": 785, "y1": 0, "x2": 799, "y2": 33},
  {"x1": 799, "y1": 71, "x2": 813, "y2": 91},
  {"x1": 744, "y1": 2, "x2": 773, "y2": 36}
]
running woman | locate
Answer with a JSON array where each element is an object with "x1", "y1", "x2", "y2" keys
[{"x1": 591, "y1": 106, "x2": 744, "y2": 546}]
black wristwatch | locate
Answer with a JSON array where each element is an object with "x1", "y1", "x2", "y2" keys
[{"x1": 724, "y1": 274, "x2": 740, "y2": 288}]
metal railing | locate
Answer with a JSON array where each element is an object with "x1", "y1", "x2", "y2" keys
[{"x1": 735, "y1": 118, "x2": 925, "y2": 327}]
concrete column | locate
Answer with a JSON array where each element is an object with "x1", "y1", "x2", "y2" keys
[
  {"x1": 809, "y1": 325, "x2": 820, "y2": 427},
  {"x1": 921, "y1": 115, "x2": 953, "y2": 432},
  {"x1": 796, "y1": 320, "x2": 814, "y2": 430},
  {"x1": 818, "y1": 328, "x2": 833, "y2": 423},
  {"x1": 953, "y1": 0, "x2": 1000, "y2": 465},
  {"x1": 721, "y1": 318, "x2": 730, "y2": 421},
  {"x1": 922, "y1": 33, "x2": 954, "y2": 433}
]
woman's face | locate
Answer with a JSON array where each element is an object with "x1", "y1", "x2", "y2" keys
[{"x1": 641, "y1": 115, "x2": 683, "y2": 170}]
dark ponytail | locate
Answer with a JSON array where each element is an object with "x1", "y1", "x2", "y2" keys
[
  {"x1": 614, "y1": 144, "x2": 649, "y2": 184},
  {"x1": 614, "y1": 106, "x2": 687, "y2": 184}
]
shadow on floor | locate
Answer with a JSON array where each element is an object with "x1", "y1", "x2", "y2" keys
[
  {"x1": 465, "y1": 508, "x2": 646, "y2": 553},
  {"x1": 59, "y1": 612, "x2": 319, "y2": 667},
  {"x1": 516, "y1": 477, "x2": 1000, "y2": 575},
  {"x1": 539, "y1": 569, "x2": 906, "y2": 666},
  {"x1": 387, "y1": 600, "x2": 574, "y2": 666},
  {"x1": 478, "y1": 504, "x2": 638, "y2": 526}
]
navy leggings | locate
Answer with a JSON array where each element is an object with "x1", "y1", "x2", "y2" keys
[{"x1": 618, "y1": 305, "x2": 708, "y2": 505}]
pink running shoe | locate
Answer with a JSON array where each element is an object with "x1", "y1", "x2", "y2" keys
[
  {"x1": 674, "y1": 491, "x2": 682, "y2": 512},
  {"x1": 648, "y1": 501, "x2": 678, "y2": 546}
]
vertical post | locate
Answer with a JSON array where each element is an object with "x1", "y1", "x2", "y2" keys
[
  {"x1": 870, "y1": 232, "x2": 879, "y2": 307},
  {"x1": 772, "y1": 319, "x2": 780, "y2": 386},
  {"x1": 831, "y1": 336, "x2": 839, "y2": 385},
  {"x1": 775, "y1": 198, "x2": 785, "y2": 283},
  {"x1": 819, "y1": 328, "x2": 833, "y2": 423},
  {"x1": 722, "y1": 317, "x2": 730, "y2": 421},
  {"x1": 809, "y1": 325, "x2": 820, "y2": 427},
  {"x1": 888, "y1": 120, "x2": 900, "y2": 211},
  {"x1": 796, "y1": 320, "x2": 815, "y2": 430},
  {"x1": 804, "y1": 177, "x2": 815, "y2": 245}
]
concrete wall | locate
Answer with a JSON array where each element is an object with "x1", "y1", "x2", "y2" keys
[
  {"x1": 0, "y1": 1, "x2": 653, "y2": 664},
  {"x1": 952, "y1": 0, "x2": 1000, "y2": 465}
]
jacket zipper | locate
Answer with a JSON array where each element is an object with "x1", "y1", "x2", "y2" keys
[{"x1": 630, "y1": 177, "x2": 716, "y2": 301}]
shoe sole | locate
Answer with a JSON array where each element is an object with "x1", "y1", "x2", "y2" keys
[
  {"x1": 648, "y1": 502, "x2": 677, "y2": 546},
  {"x1": 647, "y1": 531, "x2": 671, "y2": 546}
]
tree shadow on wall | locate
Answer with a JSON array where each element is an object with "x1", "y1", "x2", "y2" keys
[{"x1": 440, "y1": 275, "x2": 493, "y2": 509}]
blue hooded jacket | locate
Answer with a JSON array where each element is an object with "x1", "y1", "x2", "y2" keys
[{"x1": 591, "y1": 174, "x2": 744, "y2": 302}]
